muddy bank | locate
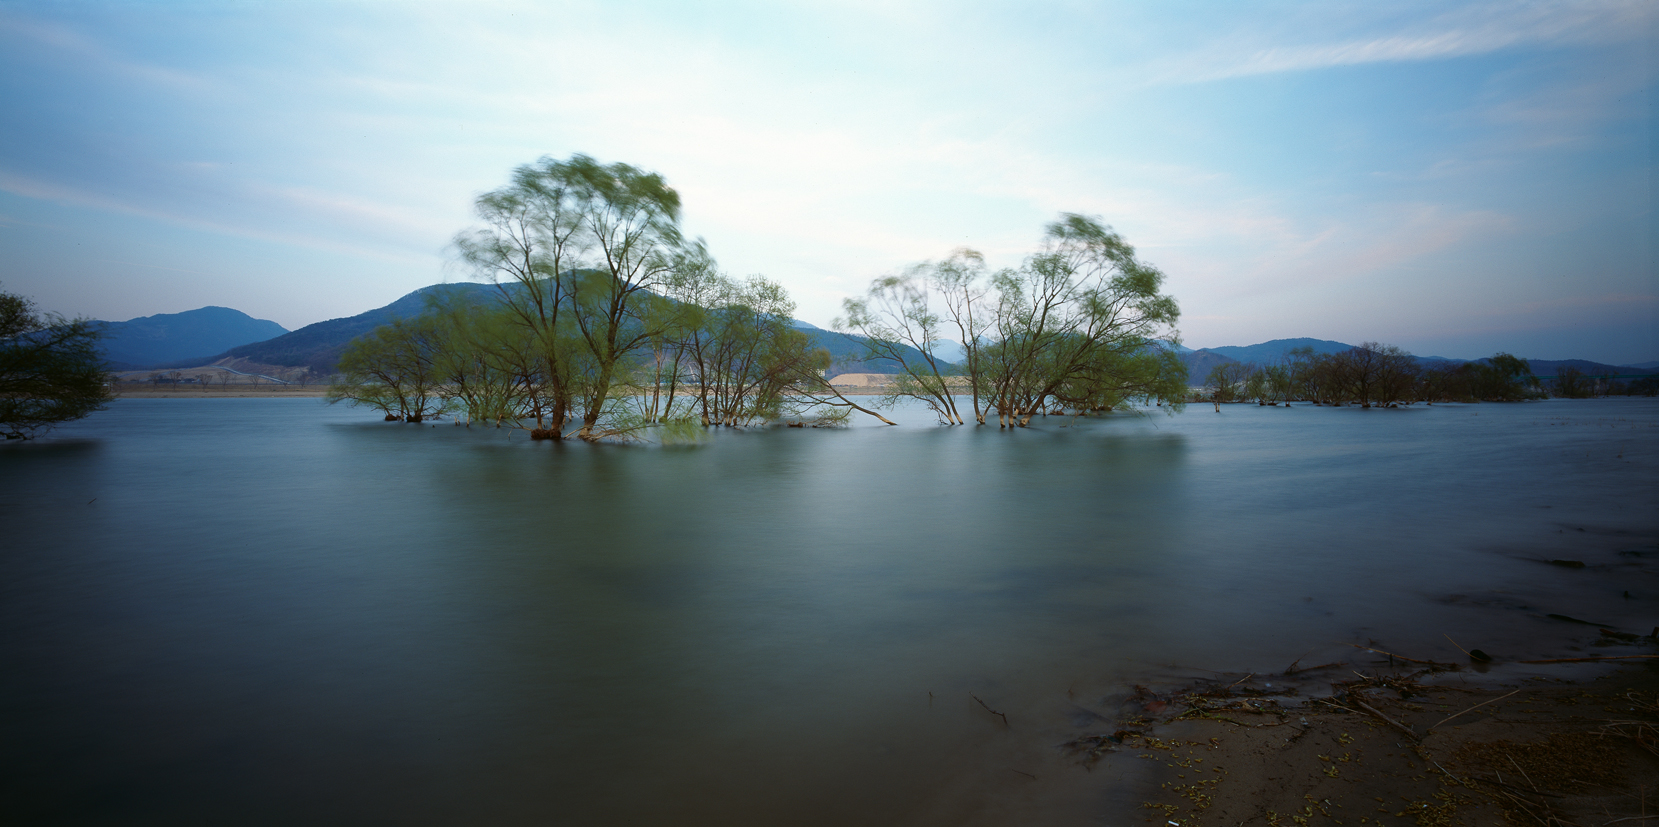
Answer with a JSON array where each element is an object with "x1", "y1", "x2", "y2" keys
[{"x1": 1077, "y1": 649, "x2": 1658, "y2": 826}]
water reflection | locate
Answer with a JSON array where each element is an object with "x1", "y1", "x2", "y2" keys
[{"x1": 1, "y1": 397, "x2": 1654, "y2": 824}]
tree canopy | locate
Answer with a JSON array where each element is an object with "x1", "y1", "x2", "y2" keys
[
  {"x1": 331, "y1": 158, "x2": 1190, "y2": 438},
  {"x1": 1, "y1": 286, "x2": 113, "y2": 439},
  {"x1": 836, "y1": 214, "x2": 1187, "y2": 426}
]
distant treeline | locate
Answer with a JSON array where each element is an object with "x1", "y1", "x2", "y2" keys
[
  {"x1": 1203, "y1": 345, "x2": 1658, "y2": 407},
  {"x1": 328, "y1": 155, "x2": 1185, "y2": 439}
]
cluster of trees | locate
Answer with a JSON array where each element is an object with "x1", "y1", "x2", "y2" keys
[
  {"x1": 1204, "y1": 346, "x2": 1544, "y2": 407},
  {"x1": 835, "y1": 214, "x2": 1187, "y2": 426},
  {"x1": 328, "y1": 157, "x2": 1187, "y2": 436},
  {"x1": 1550, "y1": 365, "x2": 1659, "y2": 398},
  {"x1": 0, "y1": 286, "x2": 112, "y2": 439},
  {"x1": 327, "y1": 155, "x2": 879, "y2": 440}
]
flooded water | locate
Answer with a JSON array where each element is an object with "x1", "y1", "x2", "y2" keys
[{"x1": 3, "y1": 397, "x2": 1655, "y2": 825}]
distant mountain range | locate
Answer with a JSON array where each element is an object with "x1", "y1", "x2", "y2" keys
[
  {"x1": 96, "y1": 307, "x2": 289, "y2": 369},
  {"x1": 99, "y1": 287, "x2": 1655, "y2": 381},
  {"x1": 219, "y1": 283, "x2": 489, "y2": 374}
]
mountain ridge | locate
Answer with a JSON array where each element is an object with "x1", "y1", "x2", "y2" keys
[
  {"x1": 97, "y1": 306, "x2": 288, "y2": 369},
  {"x1": 104, "y1": 288, "x2": 1655, "y2": 381}
]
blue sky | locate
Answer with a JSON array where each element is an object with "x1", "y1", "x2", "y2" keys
[{"x1": 0, "y1": 1, "x2": 1652, "y2": 363}]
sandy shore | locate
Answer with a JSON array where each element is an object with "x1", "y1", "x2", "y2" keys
[{"x1": 1087, "y1": 654, "x2": 1657, "y2": 825}]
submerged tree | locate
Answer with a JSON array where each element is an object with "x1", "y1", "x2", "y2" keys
[
  {"x1": 1205, "y1": 362, "x2": 1253, "y2": 404},
  {"x1": 837, "y1": 214, "x2": 1186, "y2": 427},
  {"x1": 450, "y1": 153, "x2": 688, "y2": 441},
  {"x1": 0, "y1": 287, "x2": 113, "y2": 439},
  {"x1": 326, "y1": 314, "x2": 447, "y2": 422}
]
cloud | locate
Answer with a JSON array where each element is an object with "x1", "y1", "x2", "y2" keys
[
  {"x1": 0, "y1": 168, "x2": 434, "y2": 266},
  {"x1": 1157, "y1": 0, "x2": 1650, "y2": 84},
  {"x1": 0, "y1": 11, "x2": 217, "y2": 93}
]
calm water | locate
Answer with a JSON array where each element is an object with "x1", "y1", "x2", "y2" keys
[{"x1": 3, "y1": 397, "x2": 1655, "y2": 825}]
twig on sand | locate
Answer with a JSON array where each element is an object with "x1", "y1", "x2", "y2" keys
[
  {"x1": 1348, "y1": 643, "x2": 1458, "y2": 668},
  {"x1": 971, "y1": 693, "x2": 1009, "y2": 726},
  {"x1": 1285, "y1": 661, "x2": 1344, "y2": 676},
  {"x1": 1350, "y1": 698, "x2": 1419, "y2": 741},
  {"x1": 1430, "y1": 688, "x2": 1521, "y2": 730}
]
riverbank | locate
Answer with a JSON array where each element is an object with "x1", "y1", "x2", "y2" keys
[
  {"x1": 1092, "y1": 654, "x2": 1658, "y2": 825},
  {"x1": 113, "y1": 385, "x2": 892, "y2": 399},
  {"x1": 114, "y1": 385, "x2": 330, "y2": 398}
]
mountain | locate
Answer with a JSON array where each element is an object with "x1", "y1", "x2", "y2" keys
[
  {"x1": 221, "y1": 283, "x2": 493, "y2": 374},
  {"x1": 1525, "y1": 359, "x2": 1655, "y2": 378},
  {"x1": 211, "y1": 284, "x2": 932, "y2": 377},
  {"x1": 1181, "y1": 349, "x2": 1240, "y2": 377},
  {"x1": 790, "y1": 324, "x2": 939, "y2": 377},
  {"x1": 98, "y1": 306, "x2": 288, "y2": 369},
  {"x1": 1201, "y1": 338, "x2": 1355, "y2": 365},
  {"x1": 1623, "y1": 361, "x2": 1659, "y2": 370}
]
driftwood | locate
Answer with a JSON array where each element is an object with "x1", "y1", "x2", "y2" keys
[
  {"x1": 1349, "y1": 698, "x2": 1420, "y2": 741},
  {"x1": 1429, "y1": 688, "x2": 1520, "y2": 730},
  {"x1": 1348, "y1": 643, "x2": 1459, "y2": 668},
  {"x1": 970, "y1": 693, "x2": 1009, "y2": 726}
]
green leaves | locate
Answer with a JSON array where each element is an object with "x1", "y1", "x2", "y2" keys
[
  {"x1": 0, "y1": 287, "x2": 113, "y2": 439},
  {"x1": 838, "y1": 214, "x2": 1186, "y2": 426}
]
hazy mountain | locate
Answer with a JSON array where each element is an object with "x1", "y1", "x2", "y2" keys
[
  {"x1": 204, "y1": 284, "x2": 931, "y2": 376},
  {"x1": 133, "y1": 290, "x2": 1654, "y2": 382},
  {"x1": 98, "y1": 306, "x2": 288, "y2": 369},
  {"x1": 220, "y1": 283, "x2": 493, "y2": 374},
  {"x1": 1525, "y1": 359, "x2": 1655, "y2": 377},
  {"x1": 1201, "y1": 338, "x2": 1355, "y2": 364},
  {"x1": 1181, "y1": 349, "x2": 1240, "y2": 377}
]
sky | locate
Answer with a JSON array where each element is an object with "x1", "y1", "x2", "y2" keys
[{"x1": 0, "y1": 1, "x2": 1653, "y2": 364}]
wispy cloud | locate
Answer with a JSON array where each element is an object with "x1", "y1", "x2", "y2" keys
[
  {"x1": 1158, "y1": 1, "x2": 1649, "y2": 83},
  {"x1": 0, "y1": 169, "x2": 433, "y2": 266},
  {"x1": 0, "y1": 11, "x2": 217, "y2": 93}
]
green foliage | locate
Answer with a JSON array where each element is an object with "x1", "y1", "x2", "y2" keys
[
  {"x1": 837, "y1": 214, "x2": 1186, "y2": 427},
  {"x1": 1551, "y1": 365, "x2": 1590, "y2": 399},
  {"x1": 1415, "y1": 353, "x2": 1542, "y2": 403},
  {"x1": 1206, "y1": 362, "x2": 1252, "y2": 403},
  {"x1": 451, "y1": 153, "x2": 686, "y2": 440},
  {"x1": 0, "y1": 287, "x2": 113, "y2": 439},
  {"x1": 326, "y1": 314, "x2": 447, "y2": 421}
]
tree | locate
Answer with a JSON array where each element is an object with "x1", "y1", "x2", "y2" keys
[
  {"x1": 1205, "y1": 362, "x2": 1252, "y2": 403},
  {"x1": 453, "y1": 153, "x2": 688, "y2": 441},
  {"x1": 0, "y1": 287, "x2": 113, "y2": 439},
  {"x1": 837, "y1": 214, "x2": 1185, "y2": 427},
  {"x1": 326, "y1": 314, "x2": 447, "y2": 422},
  {"x1": 836, "y1": 254, "x2": 975, "y2": 424},
  {"x1": 1552, "y1": 365, "x2": 1589, "y2": 399},
  {"x1": 1468, "y1": 353, "x2": 1538, "y2": 401}
]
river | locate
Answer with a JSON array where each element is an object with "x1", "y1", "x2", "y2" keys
[{"x1": 3, "y1": 396, "x2": 1655, "y2": 824}]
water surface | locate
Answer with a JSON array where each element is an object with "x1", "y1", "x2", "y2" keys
[{"x1": 3, "y1": 397, "x2": 1655, "y2": 824}]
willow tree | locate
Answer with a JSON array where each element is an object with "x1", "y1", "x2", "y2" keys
[
  {"x1": 837, "y1": 253, "x2": 977, "y2": 424},
  {"x1": 452, "y1": 157, "x2": 588, "y2": 436},
  {"x1": 425, "y1": 295, "x2": 536, "y2": 427},
  {"x1": 326, "y1": 314, "x2": 446, "y2": 422},
  {"x1": 837, "y1": 214, "x2": 1185, "y2": 427},
  {"x1": 453, "y1": 154, "x2": 687, "y2": 441},
  {"x1": 0, "y1": 287, "x2": 112, "y2": 439}
]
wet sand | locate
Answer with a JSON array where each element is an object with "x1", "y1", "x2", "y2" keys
[{"x1": 1081, "y1": 651, "x2": 1658, "y2": 825}]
